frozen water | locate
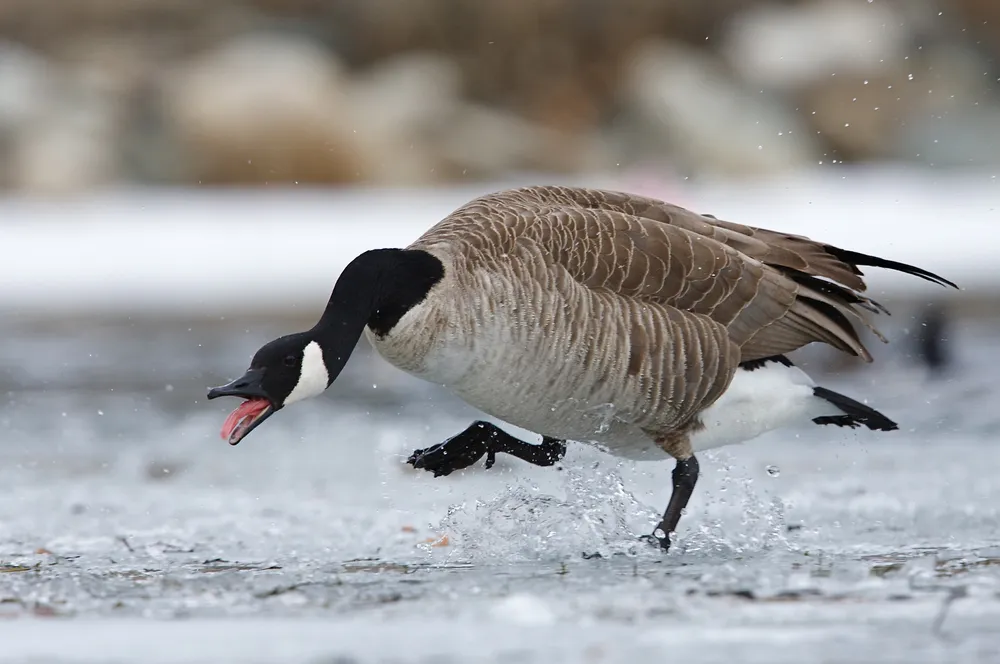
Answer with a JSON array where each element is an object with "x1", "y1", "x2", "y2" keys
[{"x1": 0, "y1": 313, "x2": 999, "y2": 662}]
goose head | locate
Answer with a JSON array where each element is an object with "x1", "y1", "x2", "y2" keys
[
  {"x1": 206, "y1": 332, "x2": 328, "y2": 444},
  {"x1": 207, "y1": 248, "x2": 444, "y2": 445}
]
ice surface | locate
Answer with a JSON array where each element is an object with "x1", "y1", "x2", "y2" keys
[{"x1": 0, "y1": 314, "x2": 998, "y2": 662}]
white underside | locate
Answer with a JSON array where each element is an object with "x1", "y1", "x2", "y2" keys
[{"x1": 688, "y1": 361, "x2": 831, "y2": 454}]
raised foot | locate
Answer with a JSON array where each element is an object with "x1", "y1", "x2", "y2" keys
[
  {"x1": 408, "y1": 421, "x2": 567, "y2": 477},
  {"x1": 406, "y1": 423, "x2": 493, "y2": 477},
  {"x1": 406, "y1": 440, "x2": 492, "y2": 478}
]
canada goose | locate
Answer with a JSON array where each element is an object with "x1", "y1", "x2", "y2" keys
[{"x1": 207, "y1": 185, "x2": 957, "y2": 551}]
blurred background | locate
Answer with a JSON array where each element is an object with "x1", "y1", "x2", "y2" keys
[
  {"x1": 1, "y1": 0, "x2": 999, "y2": 638},
  {"x1": 0, "y1": 0, "x2": 992, "y2": 364},
  {"x1": 0, "y1": 0, "x2": 997, "y2": 191}
]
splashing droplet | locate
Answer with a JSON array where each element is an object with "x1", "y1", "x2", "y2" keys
[{"x1": 766, "y1": 465, "x2": 781, "y2": 477}]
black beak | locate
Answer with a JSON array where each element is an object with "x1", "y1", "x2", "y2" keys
[{"x1": 207, "y1": 368, "x2": 268, "y2": 401}]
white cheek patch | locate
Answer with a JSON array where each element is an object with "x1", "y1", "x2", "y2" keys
[{"x1": 284, "y1": 341, "x2": 330, "y2": 406}]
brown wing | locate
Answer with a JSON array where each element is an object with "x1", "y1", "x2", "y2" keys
[{"x1": 417, "y1": 185, "x2": 956, "y2": 363}]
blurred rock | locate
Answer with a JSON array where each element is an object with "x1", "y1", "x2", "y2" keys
[
  {"x1": 720, "y1": 0, "x2": 909, "y2": 92},
  {"x1": 890, "y1": 43, "x2": 1000, "y2": 167},
  {"x1": 56, "y1": 34, "x2": 158, "y2": 100},
  {"x1": 345, "y1": 51, "x2": 614, "y2": 182},
  {"x1": 160, "y1": 32, "x2": 367, "y2": 185},
  {"x1": 0, "y1": 40, "x2": 121, "y2": 193},
  {"x1": 0, "y1": 42, "x2": 52, "y2": 130},
  {"x1": 799, "y1": 38, "x2": 1000, "y2": 163},
  {"x1": 623, "y1": 40, "x2": 821, "y2": 177},
  {"x1": 800, "y1": 71, "x2": 914, "y2": 161},
  {"x1": 345, "y1": 52, "x2": 461, "y2": 184},
  {"x1": 437, "y1": 103, "x2": 613, "y2": 178},
  {"x1": 0, "y1": 42, "x2": 52, "y2": 187},
  {"x1": 0, "y1": 0, "x2": 257, "y2": 55},
  {"x1": 13, "y1": 89, "x2": 122, "y2": 194},
  {"x1": 0, "y1": 0, "x2": 996, "y2": 189}
]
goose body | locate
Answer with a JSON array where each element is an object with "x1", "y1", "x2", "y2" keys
[
  {"x1": 365, "y1": 185, "x2": 944, "y2": 459},
  {"x1": 208, "y1": 185, "x2": 956, "y2": 551}
]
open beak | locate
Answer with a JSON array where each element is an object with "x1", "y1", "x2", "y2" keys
[{"x1": 207, "y1": 368, "x2": 276, "y2": 445}]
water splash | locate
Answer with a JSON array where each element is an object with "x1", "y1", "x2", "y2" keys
[
  {"x1": 430, "y1": 459, "x2": 659, "y2": 563},
  {"x1": 671, "y1": 452, "x2": 790, "y2": 558},
  {"x1": 426, "y1": 449, "x2": 795, "y2": 564}
]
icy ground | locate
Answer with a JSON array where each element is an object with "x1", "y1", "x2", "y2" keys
[{"x1": 0, "y1": 314, "x2": 998, "y2": 663}]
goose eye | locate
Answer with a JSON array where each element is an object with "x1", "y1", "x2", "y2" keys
[{"x1": 283, "y1": 355, "x2": 296, "y2": 367}]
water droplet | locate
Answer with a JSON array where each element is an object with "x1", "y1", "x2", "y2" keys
[{"x1": 766, "y1": 465, "x2": 781, "y2": 477}]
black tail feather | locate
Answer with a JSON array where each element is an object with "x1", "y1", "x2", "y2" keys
[
  {"x1": 823, "y1": 245, "x2": 959, "y2": 290},
  {"x1": 784, "y1": 269, "x2": 891, "y2": 315},
  {"x1": 812, "y1": 386, "x2": 898, "y2": 432},
  {"x1": 739, "y1": 355, "x2": 793, "y2": 371}
]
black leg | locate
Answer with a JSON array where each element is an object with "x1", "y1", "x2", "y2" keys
[
  {"x1": 407, "y1": 420, "x2": 566, "y2": 477},
  {"x1": 642, "y1": 456, "x2": 700, "y2": 552}
]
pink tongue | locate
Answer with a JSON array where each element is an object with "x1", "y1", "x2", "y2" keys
[{"x1": 220, "y1": 398, "x2": 269, "y2": 440}]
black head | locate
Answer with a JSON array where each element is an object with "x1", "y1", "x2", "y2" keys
[
  {"x1": 207, "y1": 248, "x2": 444, "y2": 445},
  {"x1": 207, "y1": 332, "x2": 329, "y2": 445}
]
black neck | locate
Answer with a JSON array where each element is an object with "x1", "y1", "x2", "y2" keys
[
  {"x1": 310, "y1": 248, "x2": 444, "y2": 378},
  {"x1": 363, "y1": 249, "x2": 446, "y2": 337}
]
